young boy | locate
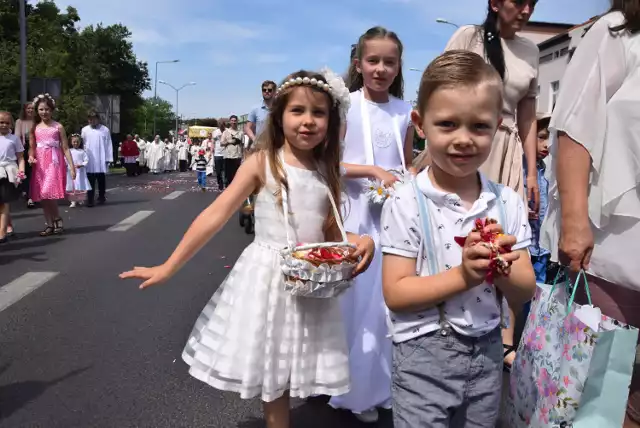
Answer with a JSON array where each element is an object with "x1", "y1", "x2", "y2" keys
[
  {"x1": 195, "y1": 149, "x2": 207, "y2": 192},
  {"x1": 525, "y1": 114, "x2": 551, "y2": 284},
  {"x1": 380, "y1": 51, "x2": 536, "y2": 427}
]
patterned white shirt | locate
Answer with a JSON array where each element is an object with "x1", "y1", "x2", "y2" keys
[{"x1": 380, "y1": 169, "x2": 531, "y2": 343}]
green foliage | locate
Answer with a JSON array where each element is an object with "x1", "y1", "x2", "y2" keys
[
  {"x1": 131, "y1": 97, "x2": 176, "y2": 140},
  {"x1": 0, "y1": 0, "x2": 151, "y2": 136}
]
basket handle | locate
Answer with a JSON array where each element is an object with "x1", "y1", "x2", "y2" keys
[{"x1": 280, "y1": 164, "x2": 349, "y2": 249}]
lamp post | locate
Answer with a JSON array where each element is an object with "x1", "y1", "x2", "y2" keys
[
  {"x1": 153, "y1": 59, "x2": 179, "y2": 136},
  {"x1": 436, "y1": 18, "x2": 460, "y2": 28},
  {"x1": 19, "y1": 0, "x2": 27, "y2": 104},
  {"x1": 409, "y1": 68, "x2": 421, "y2": 72},
  {"x1": 158, "y1": 80, "x2": 196, "y2": 140}
]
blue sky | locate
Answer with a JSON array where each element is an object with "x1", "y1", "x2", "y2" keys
[{"x1": 46, "y1": 0, "x2": 609, "y2": 119}]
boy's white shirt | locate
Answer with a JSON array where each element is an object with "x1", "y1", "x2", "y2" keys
[{"x1": 380, "y1": 168, "x2": 531, "y2": 344}]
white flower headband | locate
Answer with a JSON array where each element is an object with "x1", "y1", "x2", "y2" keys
[
  {"x1": 33, "y1": 93, "x2": 56, "y2": 108},
  {"x1": 276, "y1": 68, "x2": 351, "y2": 121}
]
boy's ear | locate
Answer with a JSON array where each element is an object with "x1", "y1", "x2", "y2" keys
[{"x1": 411, "y1": 110, "x2": 426, "y2": 139}]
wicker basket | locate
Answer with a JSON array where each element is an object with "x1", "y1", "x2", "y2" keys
[
  {"x1": 66, "y1": 190, "x2": 87, "y2": 202},
  {"x1": 279, "y1": 179, "x2": 357, "y2": 298}
]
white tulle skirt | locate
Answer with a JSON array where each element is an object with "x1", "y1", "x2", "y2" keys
[{"x1": 181, "y1": 241, "x2": 351, "y2": 402}]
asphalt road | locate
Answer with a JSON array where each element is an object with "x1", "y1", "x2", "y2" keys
[{"x1": 0, "y1": 172, "x2": 394, "y2": 428}]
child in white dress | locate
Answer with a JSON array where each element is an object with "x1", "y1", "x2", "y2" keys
[
  {"x1": 121, "y1": 69, "x2": 376, "y2": 428},
  {"x1": 330, "y1": 26, "x2": 414, "y2": 423},
  {"x1": 66, "y1": 134, "x2": 91, "y2": 208}
]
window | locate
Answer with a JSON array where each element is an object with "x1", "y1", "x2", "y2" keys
[
  {"x1": 560, "y1": 47, "x2": 569, "y2": 57},
  {"x1": 550, "y1": 81, "x2": 560, "y2": 110},
  {"x1": 540, "y1": 53, "x2": 553, "y2": 64}
]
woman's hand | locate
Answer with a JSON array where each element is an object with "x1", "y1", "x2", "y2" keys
[
  {"x1": 71, "y1": 168, "x2": 77, "y2": 180},
  {"x1": 559, "y1": 219, "x2": 594, "y2": 273},
  {"x1": 28, "y1": 155, "x2": 37, "y2": 165},
  {"x1": 120, "y1": 264, "x2": 175, "y2": 289},
  {"x1": 350, "y1": 235, "x2": 375, "y2": 276},
  {"x1": 374, "y1": 167, "x2": 399, "y2": 188},
  {"x1": 526, "y1": 175, "x2": 540, "y2": 214}
]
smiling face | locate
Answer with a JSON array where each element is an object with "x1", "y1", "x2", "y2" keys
[
  {"x1": 71, "y1": 136, "x2": 81, "y2": 148},
  {"x1": 37, "y1": 102, "x2": 52, "y2": 122},
  {"x1": 25, "y1": 103, "x2": 34, "y2": 119},
  {"x1": 492, "y1": 0, "x2": 536, "y2": 35},
  {"x1": 281, "y1": 86, "x2": 330, "y2": 153},
  {"x1": 356, "y1": 38, "x2": 401, "y2": 95},
  {"x1": 413, "y1": 84, "x2": 502, "y2": 179},
  {"x1": 0, "y1": 113, "x2": 12, "y2": 135}
]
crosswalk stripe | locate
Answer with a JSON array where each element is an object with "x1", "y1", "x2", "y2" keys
[
  {"x1": 163, "y1": 191, "x2": 185, "y2": 200},
  {"x1": 108, "y1": 210, "x2": 154, "y2": 232},
  {"x1": 0, "y1": 272, "x2": 59, "y2": 312}
]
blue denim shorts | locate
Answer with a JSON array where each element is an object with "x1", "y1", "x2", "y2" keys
[{"x1": 392, "y1": 326, "x2": 503, "y2": 428}]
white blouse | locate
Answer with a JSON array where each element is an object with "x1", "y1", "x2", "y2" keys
[{"x1": 541, "y1": 12, "x2": 640, "y2": 290}]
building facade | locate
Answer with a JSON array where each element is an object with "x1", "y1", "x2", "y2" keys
[{"x1": 534, "y1": 18, "x2": 598, "y2": 115}]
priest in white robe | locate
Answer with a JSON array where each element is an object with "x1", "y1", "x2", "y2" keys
[
  {"x1": 147, "y1": 136, "x2": 165, "y2": 174},
  {"x1": 81, "y1": 110, "x2": 113, "y2": 206},
  {"x1": 135, "y1": 135, "x2": 148, "y2": 174}
]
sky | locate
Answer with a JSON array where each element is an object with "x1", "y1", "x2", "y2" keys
[{"x1": 42, "y1": 0, "x2": 610, "y2": 119}]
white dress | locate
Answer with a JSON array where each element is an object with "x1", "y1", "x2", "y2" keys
[
  {"x1": 66, "y1": 148, "x2": 91, "y2": 191},
  {"x1": 541, "y1": 12, "x2": 640, "y2": 290},
  {"x1": 182, "y1": 161, "x2": 350, "y2": 402},
  {"x1": 164, "y1": 143, "x2": 176, "y2": 171},
  {"x1": 330, "y1": 90, "x2": 412, "y2": 413},
  {"x1": 147, "y1": 141, "x2": 165, "y2": 173}
]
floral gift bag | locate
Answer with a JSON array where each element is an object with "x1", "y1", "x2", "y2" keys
[{"x1": 506, "y1": 271, "x2": 638, "y2": 428}]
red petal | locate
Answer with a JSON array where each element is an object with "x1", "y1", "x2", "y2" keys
[{"x1": 454, "y1": 236, "x2": 467, "y2": 247}]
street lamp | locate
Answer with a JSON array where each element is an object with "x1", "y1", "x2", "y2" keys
[
  {"x1": 436, "y1": 18, "x2": 460, "y2": 28},
  {"x1": 409, "y1": 68, "x2": 422, "y2": 72},
  {"x1": 153, "y1": 59, "x2": 179, "y2": 136},
  {"x1": 158, "y1": 80, "x2": 196, "y2": 140}
]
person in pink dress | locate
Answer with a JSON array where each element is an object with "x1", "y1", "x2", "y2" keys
[{"x1": 28, "y1": 94, "x2": 76, "y2": 236}]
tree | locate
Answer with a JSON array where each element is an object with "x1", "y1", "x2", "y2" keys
[
  {"x1": 132, "y1": 97, "x2": 176, "y2": 140},
  {"x1": 0, "y1": 0, "x2": 150, "y2": 135}
]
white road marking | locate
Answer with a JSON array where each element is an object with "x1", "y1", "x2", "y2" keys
[
  {"x1": 106, "y1": 188, "x2": 117, "y2": 192},
  {"x1": 108, "y1": 210, "x2": 154, "y2": 232},
  {"x1": 0, "y1": 272, "x2": 59, "y2": 312},
  {"x1": 163, "y1": 191, "x2": 185, "y2": 200}
]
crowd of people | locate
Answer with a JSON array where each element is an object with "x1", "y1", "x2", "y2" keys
[{"x1": 3, "y1": 0, "x2": 639, "y2": 427}]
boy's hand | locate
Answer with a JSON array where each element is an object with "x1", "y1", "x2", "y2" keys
[{"x1": 460, "y1": 224, "x2": 521, "y2": 286}]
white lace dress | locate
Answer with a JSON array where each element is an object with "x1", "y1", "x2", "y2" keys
[{"x1": 182, "y1": 161, "x2": 350, "y2": 402}]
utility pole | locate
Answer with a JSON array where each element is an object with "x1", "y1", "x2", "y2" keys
[{"x1": 19, "y1": 0, "x2": 27, "y2": 104}]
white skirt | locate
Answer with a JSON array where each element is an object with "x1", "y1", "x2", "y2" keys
[
  {"x1": 66, "y1": 168, "x2": 92, "y2": 192},
  {"x1": 181, "y1": 241, "x2": 350, "y2": 402}
]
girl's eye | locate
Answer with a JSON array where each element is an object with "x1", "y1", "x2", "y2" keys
[{"x1": 384, "y1": 60, "x2": 397, "y2": 67}]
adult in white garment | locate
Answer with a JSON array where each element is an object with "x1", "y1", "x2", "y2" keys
[
  {"x1": 81, "y1": 110, "x2": 113, "y2": 207},
  {"x1": 541, "y1": 5, "x2": 640, "y2": 427},
  {"x1": 329, "y1": 26, "x2": 414, "y2": 424},
  {"x1": 147, "y1": 136, "x2": 165, "y2": 174}
]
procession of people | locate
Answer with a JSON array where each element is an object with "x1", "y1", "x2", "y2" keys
[{"x1": 2, "y1": 1, "x2": 640, "y2": 427}]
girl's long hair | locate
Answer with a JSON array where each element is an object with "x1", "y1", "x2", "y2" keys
[
  {"x1": 256, "y1": 70, "x2": 343, "y2": 235},
  {"x1": 610, "y1": 0, "x2": 640, "y2": 33},
  {"x1": 346, "y1": 26, "x2": 405, "y2": 99},
  {"x1": 29, "y1": 97, "x2": 56, "y2": 151},
  {"x1": 478, "y1": 1, "x2": 506, "y2": 80}
]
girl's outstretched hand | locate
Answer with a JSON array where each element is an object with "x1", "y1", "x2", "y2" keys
[
  {"x1": 351, "y1": 235, "x2": 375, "y2": 276},
  {"x1": 119, "y1": 264, "x2": 173, "y2": 289}
]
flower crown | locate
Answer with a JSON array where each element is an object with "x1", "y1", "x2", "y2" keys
[
  {"x1": 33, "y1": 93, "x2": 56, "y2": 108},
  {"x1": 70, "y1": 133, "x2": 81, "y2": 139},
  {"x1": 276, "y1": 68, "x2": 351, "y2": 121}
]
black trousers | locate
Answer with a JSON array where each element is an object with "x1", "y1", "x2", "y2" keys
[
  {"x1": 124, "y1": 163, "x2": 137, "y2": 177},
  {"x1": 179, "y1": 159, "x2": 188, "y2": 172},
  {"x1": 87, "y1": 172, "x2": 106, "y2": 203},
  {"x1": 224, "y1": 158, "x2": 241, "y2": 186},
  {"x1": 214, "y1": 156, "x2": 225, "y2": 189}
]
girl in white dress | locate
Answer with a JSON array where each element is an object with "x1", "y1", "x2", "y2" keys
[
  {"x1": 329, "y1": 26, "x2": 414, "y2": 423},
  {"x1": 66, "y1": 134, "x2": 91, "y2": 208},
  {"x1": 121, "y1": 70, "x2": 376, "y2": 428}
]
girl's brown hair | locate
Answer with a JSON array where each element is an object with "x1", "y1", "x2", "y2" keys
[
  {"x1": 610, "y1": 0, "x2": 640, "y2": 33},
  {"x1": 256, "y1": 70, "x2": 343, "y2": 235},
  {"x1": 347, "y1": 26, "x2": 405, "y2": 99},
  {"x1": 29, "y1": 96, "x2": 56, "y2": 152},
  {"x1": 415, "y1": 50, "x2": 504, "y2": 115}
]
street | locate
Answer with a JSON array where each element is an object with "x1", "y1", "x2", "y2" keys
[{"x1": 0, "y1": 172, "x2": 393, "y2": 428}]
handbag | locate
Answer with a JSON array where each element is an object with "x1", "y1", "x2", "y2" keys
[{"x1": 505, "y1": 270, "x2": 638, "y2": 427}]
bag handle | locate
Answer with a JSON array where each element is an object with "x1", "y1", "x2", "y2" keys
[{"x1": 549, "y1": 268, "x2": 593, "y2": 315}]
